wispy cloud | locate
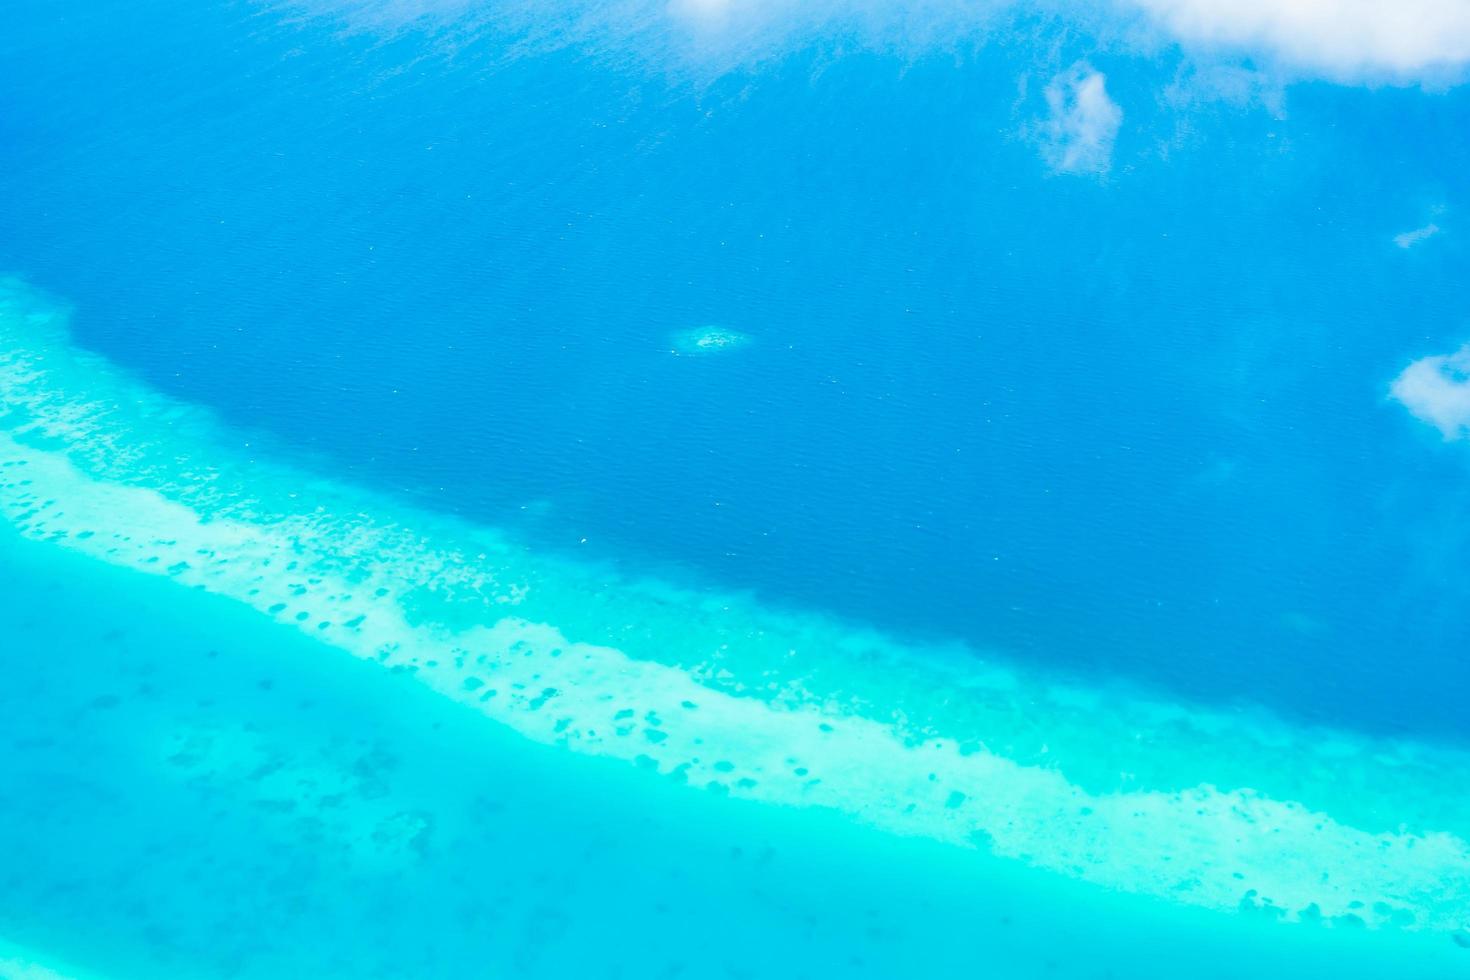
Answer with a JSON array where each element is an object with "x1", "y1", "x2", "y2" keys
[
  {"x1": 1391, "y1": 345, "x2": 1470, "y2": 439},
  {"x1": 1394, "y1": 223, "x2": 1441, "y2": 249},
  {"x1": 1037, "y1": 63, "x2": 1123, "y2": 175}
]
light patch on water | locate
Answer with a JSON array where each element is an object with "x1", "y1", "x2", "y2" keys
[
  {"x1": 3, "y1": 278, "x2": 1470, "y2": 939},
  {"x1": 1391, "y1": 344, "x2": 1470, "y2": 440},
  {"x1": 1394, "y1": 223, "x2": 1441, "y2": 249},
  {"x1": 0, "y1": 940, "x2": 108, "y2": 980}
]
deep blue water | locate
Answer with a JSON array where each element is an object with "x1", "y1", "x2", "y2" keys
[
  {"x1": 6, "y1": 0, "x2": 1469, "y2": 740},
  {"x1": 6, "y1": 0, "x2": 1470, "y2": 740}
]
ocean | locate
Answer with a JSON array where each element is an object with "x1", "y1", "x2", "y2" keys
[{"x1": 2, "y1": 0, "x2": 1469, "y2": 976}]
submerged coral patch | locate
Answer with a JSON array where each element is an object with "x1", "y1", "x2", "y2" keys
[{"x1": 670, "y1": 325, "x2": 750, "y2": 355}]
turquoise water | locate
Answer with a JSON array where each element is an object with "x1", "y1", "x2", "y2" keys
[
  {"x1": 4, "y1": 0, "x2": 1470, "y2": 975},
  {"x1": 2, "y1": 527, "x2": 1464, "y2": 979}
]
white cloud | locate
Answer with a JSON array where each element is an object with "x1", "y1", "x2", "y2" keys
[
  {"x1": 1038, "y1": 63, "x2": 1123, "y2": 175},
  {"x1": 1394, "y1": 223, "x2": 1441, "y2": 249},
  {"x1": 1126, "y1": 0, "x2": 1470, "y2": 82},
  {"x1": 1391, "y1": 345, "x2": 1470, "y2": 439},
  {"x1": 660, "y1": 0, "x2": 1470, "y2": 82}
]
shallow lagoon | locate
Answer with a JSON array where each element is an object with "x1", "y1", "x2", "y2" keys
[{"x1": 2, "y1": 531, "x2": 1468, "y2": 980}]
